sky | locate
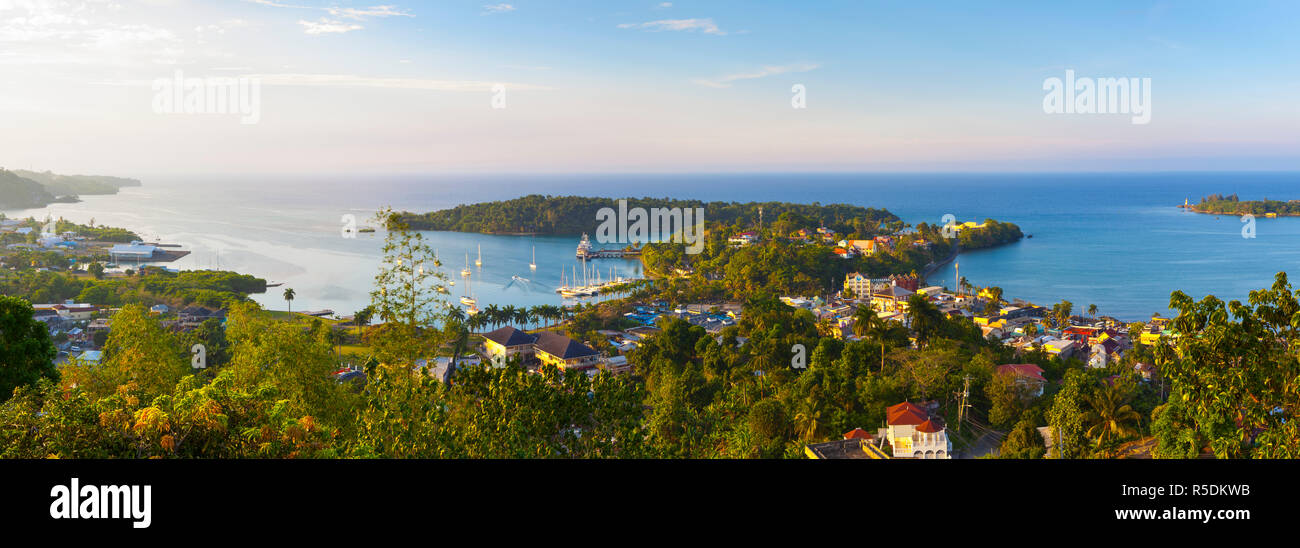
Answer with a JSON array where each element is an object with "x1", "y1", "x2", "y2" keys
[{"x1": 1, "y1": 0, "x2": 1298, "y2": 177}]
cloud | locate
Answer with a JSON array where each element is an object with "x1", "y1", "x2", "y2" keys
[
  {"x1": 692, "y1": 63, "x2": 820, "y2": 88},
  {"x1": 617, "y1": 18, "x2": 725, "y2": 35},
  {"x1": 327, "y1": 5, "x2": 414, "y2": 20},
  {"x1": 481, "y1": 4, "x2": 515, "y2": 15},
  {"x1": 299, "y1": 18, "x2": 363, "y2": 35},
  {"x1": 248, "y1": 73, "x2": 552, "y2": 92},
  {"x1": 657, "y1": 2, "x2": 673, "y2": 8},
  {"x1": 97, "y1": 73, "x2": 554, "y2": 92}
]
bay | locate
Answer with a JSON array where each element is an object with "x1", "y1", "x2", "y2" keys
[{"x1": 5, "y1": 172, "x2": 1299, "y2": 322}]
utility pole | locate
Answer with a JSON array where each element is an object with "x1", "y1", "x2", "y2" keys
[{"x1": 956, "y1": 374, "x2": 971, "y2": 434}]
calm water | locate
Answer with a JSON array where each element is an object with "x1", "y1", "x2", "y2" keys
[{"x1": 6, "y1": 172, "x2": 1300, "y2": 321}]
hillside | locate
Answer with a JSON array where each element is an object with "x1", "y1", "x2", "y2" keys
[
  {"x1": 12, "y1": 169, "x2": 141, "y2": 196},
  {"x1": 0, "y1": 169, "x2": 56, "y2": 209}
]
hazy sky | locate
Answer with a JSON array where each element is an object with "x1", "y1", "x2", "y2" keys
[{"x1": 1, "y1": 0, "x2": 1298, "y2": 177}]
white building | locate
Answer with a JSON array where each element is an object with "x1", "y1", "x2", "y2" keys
[{"x1": 881, "y1": 401, "x2": 951, "y2": 459}]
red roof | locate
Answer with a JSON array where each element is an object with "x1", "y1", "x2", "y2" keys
[
  {"x1": 915, "y1": 419, "x2": 943, "y2": 433},
  {"x1": 886, "y1": 402, "x2": 928, "y2": 426},
  {"x1": 996, "y1": 363, "x2": 1046, "y2": 382},
  {"x1": 843, "y1": 428, "x2": 873, "y2": 440}
]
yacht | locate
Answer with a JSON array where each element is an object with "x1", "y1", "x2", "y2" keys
[
  {"x1": 576, "y1": 233, "x2": 593, "y2": 259},
  {"x1": 475, "y1": 244, "x2": 482, "y2": 267},
  {"x1": 461, "y1": 253, "x2": 471, "y2": 277},
  {"x1": 529, "y1": 246, "x2": 537, "y2": 270}
]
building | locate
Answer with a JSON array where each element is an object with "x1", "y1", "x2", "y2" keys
[
  {"x1": 843, "y1": 239, "x2": 876, "y2": 255},
  {"x1": 482, "y1": 326, "x2": 538, "y2": 363},
  {"x1": 881, "y1": 402, "x2": 951, "y2": 459},
  {"x1": 995, "y1": 363, "x2": 1047, "y2": 397},
  {"x1": 534, "y1": 331, "x2": 601, "y2": 371},
  {"x1": 52, "y1": 303, "x2": 97, "y2": 321},
  {"x1": 871, "y1": 285, "x2": 915, "y2": 313},
  {"x1": 728, "y1": 232, "x2": 758, "y2": 247},
  {"x1": 843, "y1": 272, "x2": 875, "y2": 296},
  {"x1": 108, "y1": 242, "x2": 158, "y2": 262},
  {"x1": 481, "y1": 327, "x2": 603, "y2": 372}
]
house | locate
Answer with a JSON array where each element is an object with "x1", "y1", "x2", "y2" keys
[
  {"x1": 889, "y1": 274, "x2": 920, "y2": 292},
  {"x1": 881, "y1": 401, "x2": 951, "y2": 459},
  {"x1": 75, "y1": 350, "x2": 103, "y2": 364},
  {"x1": 603, "y1": 355, "x2": 632, "y2": 375},
  {"x1": 1134, "y1": 362, "x2": 1156, "y2": 381},
  {"x1": 179, "y1": 306, "x2": 222, "y2": 326},
  {"x1": 482, "y1": 326, "x2": 538, "y2": 363},
  {"x1": 87, "y1": 318, "x2": 111, "y2": 335},
  {"x1": 1088, "y1": 338, "x2": 1123, "y2": 368},
  {"x1": 871, "y1": 285, "x2": 915, "y2": 313},
  {"x1": 150, "y1": 304, "x2": 170, "y2": 315},
  {"x1": 728, "y1": 232, "x2": 758, "y2": 247},
  {"x1": 995, "y1": 363, "x2": 1047, "y2": 397},
  {"x1": 53, "y1": 303, "x2": 97, "y2": 320},
  {"x1": 844, "y1": 239, "x2": 876, "y2": 255},
  {"x1": 534, "y1": 331, "x2": 601, "y2": 371},
  {"x1": 1040, "y1": 338, "x2": 1078, "y2": 360}
]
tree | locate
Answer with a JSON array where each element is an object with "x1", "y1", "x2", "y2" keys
[
  {"x1": 0, "y1": 296, "x2": 58, "y2": 402},
  {"x1": 986, "y1": 370, "x2": 1034, "y2": 429},
  {"x1": 68, "y1": 304, "x2": 188, "y2": 399},
  {"x1": 368, "y1": 208, "x2": 450, "y2": 366},
  {"x1": 282, "y1": 287, "x2": 296, "y2": 313},
  {"x1": 1082, "y1": 384, "x2": 1141, "y2": 454},
  {"x1": 88, "y1": 262, "x2": 105, "y2": 280},
  {"x1": 1087, "y1": 303, "x2": 1098, "y2": 320},
  {"x1": 1046, "y1": 368, "x2": 1088, "y2": 458},
  {"x1": 906, "y1": 294, "x2": 943, "y2": 349},
  {"x1": 1157, "y1": 272, "x2": 1300, "y2": 458},
  {"x1": 853, "y1": 303, "x2": 889, "y2": 372}
]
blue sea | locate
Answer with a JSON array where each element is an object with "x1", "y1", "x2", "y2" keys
[{"x1": 6, "y1": 172, "x2": 1300, "y2": 321}]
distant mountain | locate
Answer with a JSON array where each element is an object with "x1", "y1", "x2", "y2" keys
[
  {"x1": 11, "y1": 169, "x2": 141, "y2": 196},
  {"x1": 0, "y1": 169, "x2": 57, "y2": 209}
]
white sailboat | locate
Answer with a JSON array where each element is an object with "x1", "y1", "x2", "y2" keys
[
  {"x1": 529, "y1": 246, "x2": 536, "y2": 271},
  {"x1": 475, "y1": 244, "x2": 482, "y2": 267},
  {"x1": 460, "y1": 270, "x2": 477, "y2": 306},
  {"x1": 461, "y1": 253, "x2": 472, "y2": 277}
]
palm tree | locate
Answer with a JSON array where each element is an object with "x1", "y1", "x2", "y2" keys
[
  {"x1": 793, "y1": 396, "x2": 824, "y2": 441},
  {"x1": 483, "y1": 304, "x2": 502, "y2": 329},
  {"x1": 1088, "y1": 303, "x2": 1098, "y2": 320},
  {"x1": 853, "y1": 304, "x2": 889, "y2": 372},
  {"x1": 282, "y1": 287, "x2": 296, "y2": 314},
  {"x1": 1083, "y1": 385, "x2": 1141, "y2": 452},
  {"x1": 502, "y1": 305, "x2": 519, "y2": 328},
  {"x1": 467, "y1": 312, "x2": 488, "y2": 333}
]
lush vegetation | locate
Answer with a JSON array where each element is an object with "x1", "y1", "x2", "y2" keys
[
  {"x1": 402, "y1": 195, "x2": 900, "y2": 235},
  {"x1": 1190, "y1": 193, "x2": 1300, "y2": 216},
  {"x1": 0, "y1": 268, "x2": 266, "y2": 309}
]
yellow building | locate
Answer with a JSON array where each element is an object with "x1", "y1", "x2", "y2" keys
[{"x1": 533, "y1": 331, "x2": 601, "y2": 371}]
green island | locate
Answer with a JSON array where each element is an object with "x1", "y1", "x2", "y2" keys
[
  {"x1": 0, "y1": 168, "x2": 140, "y2": 209},
  {"x1": 401, "y1": 195, "x2": 901, "y2": 235},
  {"x1": 1183, "y1": 193, "x2": 1300, "y2": 216}
]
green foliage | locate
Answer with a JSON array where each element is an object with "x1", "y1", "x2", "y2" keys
[{"x1": 0, "y1": 296, "x2": 58, "y2": 402}]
